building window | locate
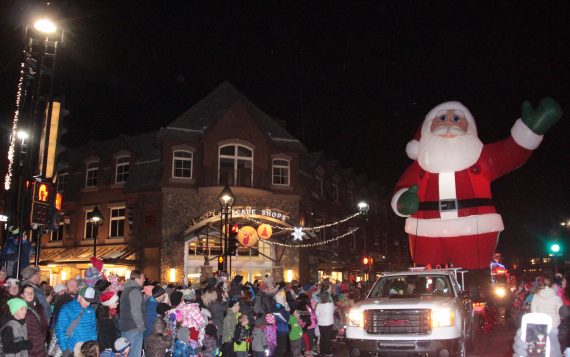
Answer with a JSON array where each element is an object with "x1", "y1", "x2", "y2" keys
[
  {"x1": 50, "y1": 223, "x2": 64, "y2": 242},
  {"x1": 218, "y1": 144, "x2": 253, "y2": 186},
  {"x1": 315, "y1": 177, "x2": 323, "y2": 196},
  {"x1": 109, "y1": 207, "x2": 125, "y2": 238},
  {"x1": 84, "y1": 211, "x2": 98, "y2": 240},
  {"x1": 115, "y1": 156, "x2": 130, "y2": 183},
  {"x1": 85, "y1": 162, "x2": 98, "y2": 187},
  {"x1": 332, "y1": 183, "x2": 339, "y2": 201},
  {"x1": 172, "y1": 150, "x2": 193, "y2": 179},
  {"x1": 272, "y1": 159, "x2": 290, "y2": 186},
  {"x1": 57, "y1": 171, "x2": 68, "y2": 192}
]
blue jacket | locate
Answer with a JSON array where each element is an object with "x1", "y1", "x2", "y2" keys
[
  {"x1": 144, "y1": 297, "x2": 158, "y2": 337},
  {"x1": 55, "y1": 300, "x2": 97, "y2": 351},
  {"x1": 275, "y1": 304, "x2": 290, "y2": 334}
]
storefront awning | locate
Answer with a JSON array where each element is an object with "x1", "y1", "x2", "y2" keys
[{"x1": 38, "y1": 244, "x2": 137, "y2": 265}]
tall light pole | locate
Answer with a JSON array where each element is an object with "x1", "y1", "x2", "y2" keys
[
  {"x1": 218, "y1": 185, "x2": 235, "y2": 273},
  {"x1": 358, "y1": 201, "x2": 369, "y2": 251},
  {"x1": 5, "y1": 17, "x2": 63, "y2": 278},
  {"x1": 87, "y1": 206, "x2": 104, "y2": 257}
]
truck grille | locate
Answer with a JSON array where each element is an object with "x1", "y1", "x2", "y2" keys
[{"x1": 364, "y1": 309, "x2": 431, "y2": 335}]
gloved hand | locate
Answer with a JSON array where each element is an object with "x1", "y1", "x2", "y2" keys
[
  {"x1": 396, "y1": 185, "x2": 419, "y2": 216},
  {"x1": 521, "y1": 97, "x2": 562, "y2": 135}
]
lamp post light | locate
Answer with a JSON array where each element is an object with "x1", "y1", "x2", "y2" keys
[
  {"x1": 87, "y1": 206, "x2": 104, "y2": 257},
  {"x1": 218, "y1": 185, "x2": 235, "y2": 273}
]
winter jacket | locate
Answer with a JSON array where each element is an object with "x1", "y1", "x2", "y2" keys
[
  {"x1": 288, "y1": 315, "x2": 303, "y2": 341},
  {"x1": 239, "y1": 299, "x2": 254, "y2": 325},
  {"x1": 144, "y1": 297, "x2": 159, "y2": 337},
  {"x1": 253, "y1": 291, "x2": 274, "y2": 315},
  {"x1": 96, "y1": 305, "x2": 119, "y2": 352},
  {"x1": 252, "y1": 326, "x2": 268, "y2": 352},
  {"x1": 0, "y1": 318, "x2": 31, "y2": 356},
  {"x1": 531, "y1": 286, "x2": 563, "y2": 327},
  {"x1": 145, "y1": 332, "x2": 171, "y2": 357},
  {"x1": 23, "y1": 282, "x2": 51, "y2": 322},
  {"x1": 24, "y1": 303, "x2": 48, "y2": 357},
  {"x1": 274, "y1": 304, "x2": 290, "y2": 334},
  {"x1": 119, "y1": 279, "x2": 145, "y2": 332},
  {"x1": 233, "y1": 324, "x2": 251, "y2": 352},
  {"x1": 55, "y1": 300, "x2": 97, "y2": 352},
  {"x1": 51, "y1": 293, "x2": 74, "y2": 328},
  {"x1": 222, "y1": 311, "x2": 239, "y2": 344},
  {"x1": 208, "y1": 300, "x2": 228, "y2": 338}
]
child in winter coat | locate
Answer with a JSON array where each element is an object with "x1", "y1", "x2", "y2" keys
[
  {"x1": 264, "y1": 313, "x2": 277, "y2": 356},
  {"x1": 233, "y1": 314, "x2": 252, "y2": 357},
  {"x1": 0, "y1": 298, "x2": 32, "y2": 355},
  {"x1": 252, "y1": 317, "x2": 269, "y2": 357},
  {"x1": 289, "y1": 309, "x2": 304, "y2": 357},
  {"x1": 201, "y1": 320, "x2": 219, "y2": 357}
]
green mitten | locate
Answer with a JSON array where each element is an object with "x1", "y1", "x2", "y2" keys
[
  {"x1": 397, "y1": 184, "x2": 419, "y2": 215},
  {"x1": 521, "y1": 97, "x2": 562, "y2": 135}
]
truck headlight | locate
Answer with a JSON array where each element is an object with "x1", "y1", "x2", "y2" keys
[
  {"x1": 348, "y1": 309, "x2": 363, "y2": 327},
  {"x1": 431, "y1": 308, "x2": 455, "y2": 328},
  {"x1": 494, "y1": 286, "x2": 507, "y2": 298}
]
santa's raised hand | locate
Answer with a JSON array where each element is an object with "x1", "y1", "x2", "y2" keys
[{"x1": 521, "y1": 97, "x2": 562, "y2": 135}]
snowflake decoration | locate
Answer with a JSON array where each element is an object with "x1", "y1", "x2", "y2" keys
[{"x1": 292, "y1": 227, "x2": 305, "y2": 241}]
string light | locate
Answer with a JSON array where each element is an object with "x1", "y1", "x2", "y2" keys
[
  {"x1": 245, "y1": 212, "x2": 362, "y2": 232},
  {"x1": 261, "y1": 227, "x2": 359, "y2": 248},
  {"x1": 5, "y1": 63, "x2": 26, "y2": 191}
]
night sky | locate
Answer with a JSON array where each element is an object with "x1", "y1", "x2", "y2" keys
[{"x1": 1, "y1": 1, "x2": 569, "y2": 260}]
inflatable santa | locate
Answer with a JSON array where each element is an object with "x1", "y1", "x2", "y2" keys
[{"x1": 392, "y1": 98, "x2": 562, "y2": 269}]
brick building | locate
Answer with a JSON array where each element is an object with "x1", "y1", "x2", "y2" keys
[{"x1": 39, "y1": 82, "x2": 387, "y2": 284}]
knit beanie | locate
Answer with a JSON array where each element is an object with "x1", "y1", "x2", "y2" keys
[
  {"x1": 7, "y1": 298, "x2": 28, "y2": 316},
  {"x1": 152, "y1": 286, "x2": 166, "y2": 299}
]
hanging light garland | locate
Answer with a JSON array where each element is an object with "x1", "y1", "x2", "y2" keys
[
  {"x1": 261, "y1": 227, "x2": 359, "y2": 248},
  {"x1": 245, "y1": 211, "x2": 362, "y2": 232},
  {"x1": 4, "y1": 62, "x2": 26, "y2": 191}
]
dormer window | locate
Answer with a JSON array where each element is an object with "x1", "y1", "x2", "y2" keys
[
  {"x1": 85, "y1": 162, "x2": 98, "y2": 188},
  {"x1": 115, "y1": 156, "x2": 130, "y2": 184},
  {"x1": 172, "y1": 150, "x2": 193, "y2": 178},
  {"x1": 272, "y1": 159, "x2": 290, "y2": 186}
]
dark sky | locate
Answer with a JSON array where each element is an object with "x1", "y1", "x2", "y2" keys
[{"x1": 1, "y1": 1, "x2": 569, "y2": 259}]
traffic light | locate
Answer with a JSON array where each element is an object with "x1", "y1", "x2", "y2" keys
[
  {"x1": 217, "y1": 256, "x2": 224, "y2": 271},
  {"x1": 228, "y1": 224, "x2": 239, "y2": 256},
  {"x1": 549, "y1": 243, "x2": 561, "y2": 254},
  {"x1": 362, "y1": 257, "x2": 369, "y2": 265},
  {"x1": 31, "y1": 181, "x2": 55, "y2": 226}
]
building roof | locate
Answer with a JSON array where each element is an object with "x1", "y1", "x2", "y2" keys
[{"x1": 159, "y1": 81, "x2": 306, "y2": 152}]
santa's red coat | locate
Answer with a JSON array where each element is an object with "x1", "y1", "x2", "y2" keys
[{"x1": 393, "y1": 123, "x2": 539, "y2": 269}]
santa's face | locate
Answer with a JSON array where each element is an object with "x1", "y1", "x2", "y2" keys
[
  {"x1": 418, "y1": 107, "x2": 483, "y2": 173},
  {"x1": 430, "y1": 109, "x2": 469, "y2": 138}
]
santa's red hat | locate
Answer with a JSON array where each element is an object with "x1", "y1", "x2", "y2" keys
[
  {"x1": 406, "y1": 101, "x2": 477, "y2": 160},
  {"x1": 100, "y1": 291, "x2": 119, "y2": 306}
]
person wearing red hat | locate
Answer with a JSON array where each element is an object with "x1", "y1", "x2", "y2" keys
[
  {"x1": 97, "y1": 291, "x2": 120, "y2": 353},
  {"x1": 392, "y1": 98, "x2": 562, "y2": 269}
]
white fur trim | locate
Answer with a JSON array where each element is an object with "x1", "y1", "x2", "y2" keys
[
  {"x1": 391, "y1": 188, "x2": 411, "y2": 217},
  {"x1": 511, "y1": 119, "x2": 543, "y2": 150},
  {"x1": 404, "y1": 213, "x2": 504, "y2": 237},
  {"x1": 406, "y1": 140, "x2": 419, "y2": 160},
  {"x1": 438, "y1": 172, "x2": 458, "y2": 220}
]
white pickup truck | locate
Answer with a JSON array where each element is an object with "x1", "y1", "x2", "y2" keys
[{"x1": 346, "y1": 268, "x2": 475, "y2": 357}]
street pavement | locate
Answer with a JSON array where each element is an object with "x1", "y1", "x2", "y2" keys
[{"x1": 329, "y1": 317, "x2": 517, "y2": 356}]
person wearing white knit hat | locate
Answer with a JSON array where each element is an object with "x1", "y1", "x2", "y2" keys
[{"x1": 392, "y1": 98, "x2": 562, "y2": 269}]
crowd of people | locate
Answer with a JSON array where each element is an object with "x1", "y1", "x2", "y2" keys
[
  {"x1": 510, "y1": 272, "x2": 570, "y2": 355},
  {"x1": 0, "y1": 262, "x2": 367, "y2": 357}
]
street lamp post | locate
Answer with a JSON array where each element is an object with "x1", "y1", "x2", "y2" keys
[
  {"x1": 6, "y1": 17, "x2": 63, "y2": 278},
  {"x1": 218, "y1": 185, "x2": 235, "y2": 274},
  {"x1": 87, "y1": 206, "x2": 104, "y2": 257},
  {"x1": 357, "y1": 201, "x2": 370, "y2": 251}
]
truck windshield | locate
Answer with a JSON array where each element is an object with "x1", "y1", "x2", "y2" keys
[{"x1": 368, "y1": 275, "x2": 454, "y2": 298}]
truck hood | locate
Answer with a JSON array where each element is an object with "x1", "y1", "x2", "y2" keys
[{"x1": 353, "y1": 296, "x2": 457, "y2": 310}]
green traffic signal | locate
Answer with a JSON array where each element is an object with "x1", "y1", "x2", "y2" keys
[{"x1": 550, "y1": 243, "x2": 561, "y2": 253}]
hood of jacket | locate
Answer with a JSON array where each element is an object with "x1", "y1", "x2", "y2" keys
[{"x1": 124, "y1": 279, "x2": 140, "y2": 290}]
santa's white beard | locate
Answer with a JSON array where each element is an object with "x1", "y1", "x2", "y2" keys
[{"x1": 417, "y1": 132, "x2": 483, "y2": 173}]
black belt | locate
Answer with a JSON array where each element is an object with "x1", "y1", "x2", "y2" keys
[{"x1": 418, "y1": 198, "x2": 494, "y2": 212}]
